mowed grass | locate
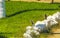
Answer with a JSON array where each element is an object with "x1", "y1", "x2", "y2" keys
[
  {"x1": 6, "y1": 1, "x2": 60, "y2": 16},
  {"x1": 0, "y1": 1, "x2": 60, "y2": 38}
]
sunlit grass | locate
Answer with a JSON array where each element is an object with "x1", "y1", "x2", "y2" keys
[{"x1": 0, "y1": 1, "x2": 60, "y2": 38}]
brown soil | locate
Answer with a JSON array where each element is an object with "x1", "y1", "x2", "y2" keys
[
  {"x1": 11, "y1": 0, "x2": 60, "y2": 3},
  {"x1": 47, "y1": 26, "x2": 60, "y2": 38}
]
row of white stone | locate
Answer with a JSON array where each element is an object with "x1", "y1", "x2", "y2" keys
[{"x1": 23, "y1": 12, "x2": 60, "y2": 38}]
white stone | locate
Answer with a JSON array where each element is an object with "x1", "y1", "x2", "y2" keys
[
  {"x1": 26, "y1": 26, "x2": 32, "y2": 30},
  {"x1": 23, "y1": 33, "x2": 32, "y2": 38},
  {"x1": 34, "y1": 21, "x2": 46, "y2": 30}
]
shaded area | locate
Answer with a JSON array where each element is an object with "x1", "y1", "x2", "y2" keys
[
  {"x1": 0, "y1": 35, "x2": 7, "y2": 38},
  {"x1": 53, "y1": 2, "x2": 60, "y2": 4},
  {"x1": 41, "y1": 32, "x2": 60, "y2": 34},
  {"x1": 0, "y1": 32, "x2": 13, "y2": 34},
  {"x1": 50, "y1": 33, "x2": 60, "y2": 34},
  {"x1": 6, "y1": 9, "x2": 59, "y2": 18},
  {"x1": 0, "y1": 32, "x2": 14, "y2": 38}
]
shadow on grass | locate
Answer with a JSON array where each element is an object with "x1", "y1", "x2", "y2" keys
[
  {"x1": 0, "y1": 35, "x2": 7, "y2": 38},
  {"x1": 6, "y1": 9, "x2": 59, "y2": 18},
  {"x1": 0, "y1": 32, "x2": 14, "y2": 38},
  {"x1": 0, "y1": 32, "x2": 15, "y2": 34}
]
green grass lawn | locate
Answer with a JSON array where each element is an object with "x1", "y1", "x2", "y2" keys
[{"x1": 0, "y1": 1, "x2": 60, "y2": 38}]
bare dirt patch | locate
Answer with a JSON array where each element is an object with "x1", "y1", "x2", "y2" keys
[
  {"x1": 11, "y1": 0, "x2": 60, "y2": 3},
  {"x1": 47, "y1": 25, "x2": 60, "y2": 38}
]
